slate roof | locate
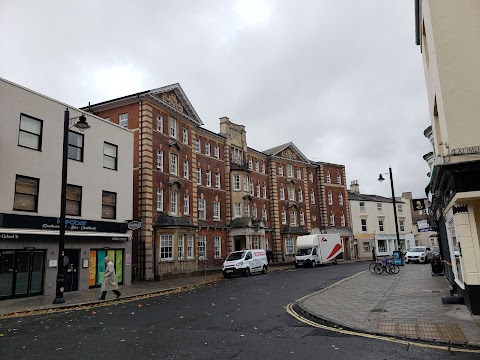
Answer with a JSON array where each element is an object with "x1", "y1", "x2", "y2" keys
[
  {"x1": 347, "y1": 191, "x2": 405, "y2": 204},
  {"x1": 154, "y1": 215, "x2": 196, "y2": 228},
  {"x1": 280, "y1": 226, "x2": 309, "y2": 235}
]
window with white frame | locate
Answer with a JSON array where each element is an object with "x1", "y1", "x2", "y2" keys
[
  {"x1": 156, "y1": 115, "x2": 163, "y2": 132},
  {"x1": 198, "y1": 236, "x2": 206, "y2": 258},
  {"x1": 157, "y1": 150, "x2": 163, "y2": 171},
  {"x1": 300, "y1": 212, "x2": 305, "y2": 225},
  {"x1": 249, "y1": 182, "x2": 254, "y2": 196},
  {"x1": 310, "y1": 192, "x2": 315, "y2": 204},
  {"x1": 256, "y1": 184, "x2": 260, "y2": 197},
  {"x1": 243, "y1": 176, "x2": 249, "y2": 191},
  {"x1": 252, "y1": 207, "x2": 258, "y2": 218},
  {"x1": 253, "y1": 237, "x2": 259, "y2": 249},
  {"x1": 255, "y1": 161, "x2": 259, "y2": 172},
  {"x1": 182, "y1": 128, "x2": 188, "y2": 144},
  {"x1": 326, "y1": 172, "x2": 331, "y2": 183},
  {"x1": 296, "y1": 169, "x2": 301, "y2": 179},
  {"x1": 205, "y1": 170, "x2": 211, "y2": 187},
  {"x1": 205, "y1": 142, "x2": 210, "y2": 156},
  {"x1": 361, "y1": 218, "x2": 367, "y2": 231},
  {"x1": 160, "y1": 235, "x2": 174, "y2": 260},
  {"x1": 233, "y1": 174, "x2": 240, "y2": 191},
  {"x1": 215, "y1": 173, "x2": 220, "y2": 189},
  {"x1": 198, "y1": 199, "x2": 206, "y2": 220},
  {"x1": 285, "y1": 238, "x2": 294, "y2": 255},
  {"x1": 341, "y1": 213, "x2": 345, "y2": 227},
  {"x1": 102, "y1": 142, "x2": 116, "y2": 169},
  {"x1": 232, "y1": 147, "x2": 242, "y2": 164},
  {"x1": 119, "y1": 113, "x2": 128, "y2": 127},
  {"x1": 214, "y1": 236, "x2": 221, "y2": 258},
  {"x1": 378, "y1": 218, "x2": 384, "y2": 232},
  {"x1": 18, "y1": 114, "x2": 43, "y2": 151},
  {"x1": 261, "y1": 163, "x2": 265, "y2": 174},
  {"x1": 170, "y1": 117, "x2": 177, "y2": 138},
  {"x1": 178, "y1": 235, "x2": 184, "y2": 259},
  {"x1": 214, "y1": 145, "x2": 219, "y2": 158},
  {"x1": 262, "y1": 208, "x2": 267, "y2": 221},
  {"x1": 248, "y1": 159, "x2": 253, "y2": 170},
  {"x1": 170, "y1": 191, "x2": 178, "y2": 215},
  {"x1": 281, "y1": 210, "x2": 287, "y2": 224},
  {"x1": 195, "y1": 138, "x2": 200, "y2": 153},
  {"x1": 213, "y1": 201, "x2": 220, "y2": 220},
  {"x1": 184, "y1": 194, "x2": 189, "y2": 215},
  {"x1": 339, "y1": 192, "x2": 343, "y2": 206},
  {"x1": 244, "y1": 203, "x2": 250, "y2": 217},
  {"x1": 397, "y1": 204, "x2": 403, "y2": 213},
  {"x1": 298, "y1": 189, "x2": 303, "y2": 202},
  {"x1": 234, "y1": 203, "x2": 242, "y2": 218},
  {"x1": 290, "y1": 210, "x2": 297, "y2": 225},
  {"x1": 187, "y1": 235, "x2": 194, "y2": 258},
  {"x1": 330, "y1": 212, "x2": 335, "y2": 226},
  {"x1": 183, "y1": 159, "x2": 189, "y2": 179},
  {"x1": 399, "y1": 219, "x2": 405, "y2": 231},
  {"x1": 359, "y1": 202, "x2": 366, "y2": 212},
  {"x1": 280, "y1": 187, "x2": 285, "y2": 200},
  {"x1": 328, "y1": 191, "x2": 333, "y2": 205},
  {"x1": 197, "y1": 168, "x2": 202, "y2": 185},
  {"x1": 156, "y1": 188, "x2": 163, "y2": 211},
  {"x1": 264, "y1": 238, "x2": 269, "y2": 250},
  {"x1": 309, "y1": 172, "x2": 313, "y2": 182},
  {"x1": 288, "y1": 187, "x2": 295, "y2": 201},
  {"x1": 278, "y1": 166, "x2": 284, "y2": 176},
  {"x1": 170, "y1": 154, "x2": 178, "y2": 175},
  {"x1": 287, "y1": 165, "x2": 293, "y2": 178},
  {"x1": 263, "y1": 185, "x2": 267, "y2": 199},
  {"x1": 337, "y1": 173, "x2": 341, "y2": 184},
  {"x1": 377, "y1": 203, "x2": 382, "y2": 212}
]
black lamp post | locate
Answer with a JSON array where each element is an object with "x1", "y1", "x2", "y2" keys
[
  {"x1": 378, "y1": 167, "x2": 401, "y2": 252},
  {"x1": 53, "y1": 108, "x2": 90, "y2": 304}
]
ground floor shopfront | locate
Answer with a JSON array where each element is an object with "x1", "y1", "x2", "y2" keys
[{"x1": 0, "y1": 214, "x2": 132, "y2": 300}]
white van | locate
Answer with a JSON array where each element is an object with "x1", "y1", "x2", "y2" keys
[
  {"x1": 294, "y1": 234, "x2": 343, "y2": 268},
  {"x1": 222, "y1": 249, "x2": 268, "y2": 278}
]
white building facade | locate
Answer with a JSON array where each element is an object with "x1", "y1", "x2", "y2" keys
[{"x1": 0, "y1": 78, "x2": 134, "y2": 299}]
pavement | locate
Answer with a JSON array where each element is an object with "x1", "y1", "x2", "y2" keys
[
  {"x1": 298, "y1": 263, "x2": 480, "y2": 347},
  {"x1": 1, "y1": 261, "x2": 479, "y2": 348}
]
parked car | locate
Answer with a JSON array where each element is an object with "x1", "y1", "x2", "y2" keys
[
  {"x1": 429, "y1": 246, "x2": 440, "y2": 260},
  {"x1": 405, "y1": 246, "x2": 430, "y2": 264}
]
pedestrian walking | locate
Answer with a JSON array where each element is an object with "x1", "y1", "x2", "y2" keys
[{"x1": 98, "y1": 256, "x2": 121, "y2": 300}]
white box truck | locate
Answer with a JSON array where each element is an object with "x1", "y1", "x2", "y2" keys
[{"x1": 294, "y1": 234, "x2": 343, "y2": 268}]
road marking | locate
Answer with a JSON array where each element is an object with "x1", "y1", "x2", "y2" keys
[{"x1": 286, "y1": 303, "x2": 480, "y2": 354}]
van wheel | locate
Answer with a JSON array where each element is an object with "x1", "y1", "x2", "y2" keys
[
  {"x1": 262, "y1": 266, "x2": 268, "y2": 274},
  {"x1": 311, "y1": 261, "x2": 316, "y2": 268},
  {"x1": 245, "y1": 268, "x2": 250, "y2": 277}
]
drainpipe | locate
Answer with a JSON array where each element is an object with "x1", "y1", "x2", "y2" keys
[{"x1": 138, "y1": 95, "x2": 145, "y2": 280}]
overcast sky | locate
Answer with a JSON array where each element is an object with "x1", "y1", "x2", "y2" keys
[{"x1": 0, "y1": 0, "x2": 432, "y2": 199}]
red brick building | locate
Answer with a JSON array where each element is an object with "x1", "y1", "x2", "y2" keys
[{"x1": 85, "y1": 84, "x2": 352, "y2": 279}]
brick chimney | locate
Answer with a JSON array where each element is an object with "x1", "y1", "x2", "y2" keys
[{"x1": 350, "y1": 180, "x2": 360, "y2": 194}]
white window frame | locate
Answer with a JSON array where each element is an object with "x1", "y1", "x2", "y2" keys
[
  {"x1": 377, "y1": 203, "x2": 382, "y2": 212},
  {"x1": 285, "y1": 238, "x2": 294, "y2": 255},
  {"x1": 213, "y1": 201, "x2": 220, "y2": 220},
  {"x1": 378, "y1": 218, "x2": 384, "y2": 232},
  {"x1": 298, "y1": 189, "x2": 303, "y2": 202},
  {"x1": 198, "y1": 199, "x2": 206, "y2": 220},
  {"x1": 397, "y1": 204, "x2": 403, "y2": 213},
  {"x1": 256, "y1": 184, "x2": 261, "y2": 198},
  {"x1": 328, "y1": 191, "x2": 333, "y2": 205},
  {"x1": 280, "y1": 187, "x2": 285, "y2": 200},
  {"x1": 248, "y1": 158, "x2": 253, "y2": 170},
  {"x1": 233, "y1": 174, "x2": 240, "y2": 191},
  {"x1": 330, "y1": 213, "x2": 335, "y2": 226},
  {"x1": 184, "y1": 194, "x2": 189, "y2": 215},
  {"x1": 195, "y1": 138, "x2": 200, "y2": 153},
  {"x1": 253, "y1": 237, "x2": 259, "y2": 249},
  {"x1": 287, "y1": 164, "x2": 293, "y2": 178},
  {"x1": 262, "y1": 208, "x2": 267, "y2": 221},
  {"x1": 339, "y1": 193, "x2": 343, "y2": 206},
  {"x1": 160, "y1": 234, "x2": 174, "y2": 261},
  {"x1": 157, "y1": 150, "x2": 163, "y2": 171},
  {"x1": 214, "y1": 145, "x2": 219, "y2": 159},
  {"x1": 309, "y1": 172, "x2": 313, "y2": 182},
  {"x1": 399, "y1": 219, "x2": 405, "y2": 232},
  {"x1": 252, "y1": 207, "x2": 258, "y2": 218},
  {"x1": 205, "y1": 170, "x2": 211, "y2": 187},
  {"x1": 170, "y1": 191, "x2": 178, "y2": 215},
  {"x1": 278, "y1": 166, "x2": 284, "y2": 176},
  {"x1": 156, "y1": 188, "x2": 163, "y2": 211},
  {"x1": 178, "y1": 235, "x2": 185, "y2": 259},
  {"x1": 187, "y1": 235, "x2": 194, "y2": 259},
  {"x1": 310, "y1": 192, "x2": 315, "y2": 204},
  {"x1": 170, "y1": 117, "x2": 177, "y2": 138},
  {"x1": 234, "y1": 203, "x2": 242, "y2": 218},
  {"x1": 182, "y1": 128, "x2": 188, "y2": 144},
  {"x1": 337, "y1": 173, "x2": 341, "y2": 184},
  {"x1": 263, "y1": 185, "x2": 267, "y2": 199},
  {"x1": 214, "y1": 236, "x2": 221, "y2": 258},
  {"x1": 290, "y1": 210, "x2": 297, "y2": 226},
  {"x1": 281, "y1": 210, "x2": 287, "y2": 224},
  {"x1": 197, "y1": 168, "x2": 202, "y2": 185},
  {"x1": 119, "y1": 113, "x2": 128, "y2": 127},
  {"x1": 249, "y1": 182, "x2": 254, "y2": 196},
  {"x1": 183, "y1": 159, "x2": 189, "y2": 179},
  {"x1": 198, "y1": 236, "x2": 206, "y2": 258},
  {"x1": 326, "y1": 173, "x2": 331, "y2": 183},
  {"x1": 255, "y1": 161, "x2": 259, "y2": 172},
  {"x1": 360, "y1": 202, "x2": 366, "y2": 212},
  {"x1": 243, "y1": 176, "x2": 249, "y2": 191},
  {"x1": 361, "y1": 218, "x2": 367, "y2": 232},
  {"x1": 296, "y1": 169, "x2": 301, "y2": 179},
  {"x1": 170, "y1": 153, "x2": 178, "y2": 175},
  {"x1": 300, "y1": 212, "x2": 305, "y2": 225},
  {"x1": 288, "y1": 187, "x2": 295, "y2": 201},
  {"x1": 341, "y1": 213, "x2": 346, "y2": 227},
  {"x1": 205, "y1": 142, "x2": 210, "y2": 156},
  {"x1": 244, "y1": 203, "x2": 250, "y2": 217},
  {"x1": 215, "y1": 173, "x2": 221, "y2": 189},
  {"x1": 261, "y1": 163, "x2": 265, "y2": 174},
  {"x1": 156, "y1": 115, "x2": 163, "y2": 132}
]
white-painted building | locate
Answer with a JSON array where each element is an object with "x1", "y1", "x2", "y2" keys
[
  {"x1": 0, "y1": 78, "x2": 134, "y2": 299},
  {"x1": 348, "y1": 181, "x2": 414, "y2": 259}
]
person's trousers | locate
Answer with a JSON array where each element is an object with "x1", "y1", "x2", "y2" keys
[{"x1": 100, "y1": 290, "x2": 121, "y2": 300}]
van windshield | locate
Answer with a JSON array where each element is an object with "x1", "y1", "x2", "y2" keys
[
  {"x1": 296, "y1": 248, "x2": 312, "y2": 256},
  {"x1": 226, "y1": 251, "x2": 245, "y2": 261}
]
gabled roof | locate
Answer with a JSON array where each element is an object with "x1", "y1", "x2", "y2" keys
[
  {"x1": 347, "y1": 192, "x2": 405, "y2": 204},
  {"x1": 263, "y1": 142, "x2": 310, "y2": 163}
]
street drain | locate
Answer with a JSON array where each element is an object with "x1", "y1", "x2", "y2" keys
[{"x1": 372, "y1": 308, "x2": 387, "y2": 313}]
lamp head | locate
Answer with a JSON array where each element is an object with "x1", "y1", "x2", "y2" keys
[
  {"x1": 74, "y1": 115, "x2": 91, "y2": 132},
  {"x1": 378, "y1": 174, "x2": 385, "y2": 183}
]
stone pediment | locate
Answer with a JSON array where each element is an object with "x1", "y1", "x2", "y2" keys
[
  {"x1": 161, "y1": 91, "x2": 186, "y2": 114},
  {"x1": 263, "y1": 142, "x2": 310, "y2": 163}
]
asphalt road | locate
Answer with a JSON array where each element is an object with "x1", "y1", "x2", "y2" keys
[{"x1": 0, "y1": 262, "x2": 476, "y2": 359}]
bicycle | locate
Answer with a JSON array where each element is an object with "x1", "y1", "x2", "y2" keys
[{"x1": 369, "y1": 257, "x2": 399, "y2": 275}]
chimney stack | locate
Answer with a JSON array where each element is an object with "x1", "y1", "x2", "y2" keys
[{"x1": 350, "y1": 180, "x2": 360, "y2": 194}]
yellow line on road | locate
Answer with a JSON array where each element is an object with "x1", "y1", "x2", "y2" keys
[{"x1": 286, "y1": 303, "x2": 480, "y2": 354}]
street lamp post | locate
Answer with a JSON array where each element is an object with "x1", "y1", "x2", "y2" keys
[
  {"x1": 378, "y1": 167, "x2": 401, "y2": 252},
  {"x1": 53, "y1": 108, "x2": 90, "y2": 304}
]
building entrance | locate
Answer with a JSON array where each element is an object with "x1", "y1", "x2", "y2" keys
[
  {"x1": 0, "y1": 250, "x2": 44, "y2": 299},
  {"x1": 63, "y1": 249, "x2": 79, "y2": 292}
]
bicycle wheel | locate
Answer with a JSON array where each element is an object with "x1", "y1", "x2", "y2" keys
[
  {"x1": 392, "y1": 264, "x2": 400, "y2": 274},
  {"x1": 369, "y1": 262, "x2": 377, "y2": 274},
  {"x1": 374, "y1": 263, "x2": 383, "y2": 274}
]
